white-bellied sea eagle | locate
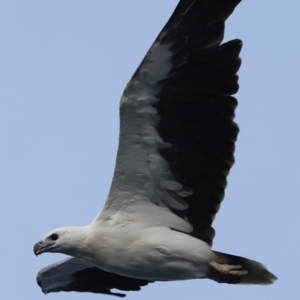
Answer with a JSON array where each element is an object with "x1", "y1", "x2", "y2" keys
[{"x1": 34, "y1": 0, "x2": 277, "y2": 297}]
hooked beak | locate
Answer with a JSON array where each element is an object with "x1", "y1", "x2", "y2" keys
[{"x1": 33, "y1": 240, "x2": 54, "y2": 256}]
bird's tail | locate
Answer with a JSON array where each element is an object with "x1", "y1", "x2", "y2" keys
[{"x1": 208, "y1": 251, "x2": 277, "y2": 285}]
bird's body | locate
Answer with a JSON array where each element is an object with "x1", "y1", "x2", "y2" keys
[
  {"x1": 62, "y1": 224, "x2": 212, "y2": 281},
  {"x1": 34, "y1": 0, "x2": 277, "y2": 296}
]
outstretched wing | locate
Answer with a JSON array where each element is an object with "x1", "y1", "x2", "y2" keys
[
  {"x1": 37, "y1": 257, "x2": 150, "y2": 297},
  {"x1": 98, "y1": 0, "x2": 242, "y2": 246}
]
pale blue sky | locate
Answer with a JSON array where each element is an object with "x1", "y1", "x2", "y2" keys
[{"x1": 1, "y1": 1, "x2": 299, "y2": 299}]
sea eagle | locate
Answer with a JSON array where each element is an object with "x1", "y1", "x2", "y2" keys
[{"x1": 34, "y1": 0, "x2": 277, "y2": 297}]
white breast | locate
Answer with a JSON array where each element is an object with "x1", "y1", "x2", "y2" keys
[{"x1": 83, "y1": 222, "x2": 213, "y2": 281}]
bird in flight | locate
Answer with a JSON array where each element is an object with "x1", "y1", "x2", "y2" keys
[{"x1": 34, "y1": 0, "x2": 277, "y2": 297}]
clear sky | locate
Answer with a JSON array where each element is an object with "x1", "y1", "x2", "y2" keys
[{"x1": 1, "y1": 0, "x2": 299, "y2": 299}]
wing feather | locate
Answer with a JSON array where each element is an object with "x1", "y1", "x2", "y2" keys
[
  {"x1": 98, "y1": 0, "x2": 242, "y2": 246},
  {"x1": 37, "y1": 257, "x2": 150, "y2": 297}
]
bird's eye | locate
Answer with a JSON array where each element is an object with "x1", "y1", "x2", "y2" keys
[{"x1": 49, "y1": 233, "x2": 58, "y2": 241}]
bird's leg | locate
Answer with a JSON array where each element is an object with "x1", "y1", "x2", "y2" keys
[{"x1": 210, "y1": 261, "x2": 248, "y2": 276}]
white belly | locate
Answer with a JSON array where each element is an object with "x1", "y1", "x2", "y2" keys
[{"x1": 82, "y1": 224, "x2": 213, "y2": 281}]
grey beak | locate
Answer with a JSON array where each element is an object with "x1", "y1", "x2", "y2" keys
[{"x1": 33, "y1": 240, "x2": 44, "y2": 256}]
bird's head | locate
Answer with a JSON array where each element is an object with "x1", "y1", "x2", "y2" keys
[{"x1": 33, "y1": 227, "x2": 86, "y2": 256}]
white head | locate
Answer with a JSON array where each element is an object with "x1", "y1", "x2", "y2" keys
[{"x1": 33, "y1": 226, "x2": 88, "y2": 257}]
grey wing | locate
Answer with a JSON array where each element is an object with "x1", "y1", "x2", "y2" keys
[
  {"x1": 97, "y1": 0, "x2": 242, "y2": 246},
  {"x1": 37, "y1": 257, "x2": 150, "y2": 297}
]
